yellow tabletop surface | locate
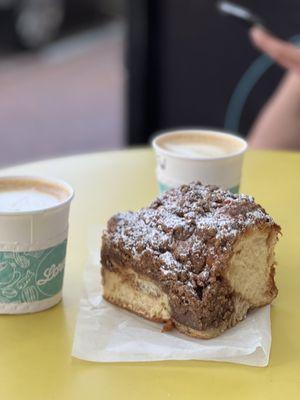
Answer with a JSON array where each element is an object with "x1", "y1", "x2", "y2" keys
[{"x1": 0, "y1": 148, "x2": 299, "y2": 400}]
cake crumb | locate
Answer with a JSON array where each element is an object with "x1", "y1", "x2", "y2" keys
[{"x1": 162, "y1": 320, "x2": 175, "y2": 332}]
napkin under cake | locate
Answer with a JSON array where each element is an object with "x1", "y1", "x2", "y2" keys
[{"x1": 101, "y1": 183, "x2": 280, "y2": 339}]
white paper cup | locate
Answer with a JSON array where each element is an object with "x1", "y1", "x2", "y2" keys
[
  {"x1": 0, "y1": 176, "x2": 74, "y2": 314},
  {"x1": 152, "y1": 129, "x2": 247, "y2": 193}
]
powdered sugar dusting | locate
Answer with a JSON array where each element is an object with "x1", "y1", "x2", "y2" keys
[
  {"x1": 103, "y1": 182, "x2": 277, "y2": 292},
  {"x1": 101, "y1": 182, "x2": 280, "y2": 331}
]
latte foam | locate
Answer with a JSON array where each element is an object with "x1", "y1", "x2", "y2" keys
[
  {"x1": 0, "y1": 177, "x2": 71, "y2": 213},
  {"x1": 155, "y1": 131, "x2": 246, "y2": 159}
]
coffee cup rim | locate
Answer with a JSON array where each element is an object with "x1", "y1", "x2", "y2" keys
[
  {"x1": 152, "y1": 129, "x2": 248, "y2": 161},
  {"x1": 0, "y1": 175, "x2": 74, "y2": 216}
]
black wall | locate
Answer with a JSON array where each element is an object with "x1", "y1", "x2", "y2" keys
[{"x1": 127, "y1": 0, "x2": 300, "y2": 144}]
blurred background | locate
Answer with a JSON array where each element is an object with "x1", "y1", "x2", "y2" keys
[{"x1": 0, "y1": 0, "x2": 299, "y2": 167}]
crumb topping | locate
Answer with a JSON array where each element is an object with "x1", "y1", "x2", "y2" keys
[{"x1": 101, "y1": 182, "x2": 279, "y2": 330}]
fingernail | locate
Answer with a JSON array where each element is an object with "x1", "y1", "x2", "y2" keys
[{"x1": 250, "y1": 26, "x2": 264, "y2": 43}]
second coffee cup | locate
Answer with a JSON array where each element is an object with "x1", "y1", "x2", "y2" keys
[{"x1": 152, "y1": 129, "x2": 247, "y2": 193}]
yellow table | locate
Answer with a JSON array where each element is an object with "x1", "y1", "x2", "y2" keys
[{"x1": 0, "y1": 148, "x2": 299, "y2": 400}]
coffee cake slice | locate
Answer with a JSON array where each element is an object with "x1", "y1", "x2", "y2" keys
[{"x1": 101, "y1": 182, "x2": 280, "y2": 339}]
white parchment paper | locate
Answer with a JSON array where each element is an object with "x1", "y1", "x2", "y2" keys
[{"x1": 72, "y1": 247, "x2": 272, "y2": 367}]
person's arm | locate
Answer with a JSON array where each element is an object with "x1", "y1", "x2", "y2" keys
[{"x1": 248, "y1": 27, "x2": 300, "y2": 150}]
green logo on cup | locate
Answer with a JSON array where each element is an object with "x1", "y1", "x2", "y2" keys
[{"x1": 0, "y1": 240, "x2": 67, "y2": 303}]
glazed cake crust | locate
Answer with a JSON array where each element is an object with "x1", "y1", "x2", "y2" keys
[{"x1": 101, "y1": 183, "x2": 280, "y2": 336}]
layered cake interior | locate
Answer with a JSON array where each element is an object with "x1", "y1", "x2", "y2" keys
[{"x1": 101, "y1": 182, "x2": 280, "y2": 339}]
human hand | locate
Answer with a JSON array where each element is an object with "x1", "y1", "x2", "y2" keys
[{"x1": 250, "y1": 26, "x2": 300, "y2": 74}]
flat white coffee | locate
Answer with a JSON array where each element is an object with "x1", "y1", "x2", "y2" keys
[
  {"x1": 163, "y1": 141, "x2": 228, "y2": 158},
  {"x1": 156, "y1": 131, "x2": 244, "y2": 159},
  {"x1": 0, "y1": 178, "x2": 69, "y2": 213},
  {"x1": 0, "y1": 189, "x2": 61, "y2": 212}
]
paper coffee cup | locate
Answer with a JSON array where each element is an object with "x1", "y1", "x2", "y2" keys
[
  {"x1": 0, "y1": 176, "x2": 74, "y2": 314},
  {"x1": 152, "y1": 129, "x2": 247, "y2": 193}
]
